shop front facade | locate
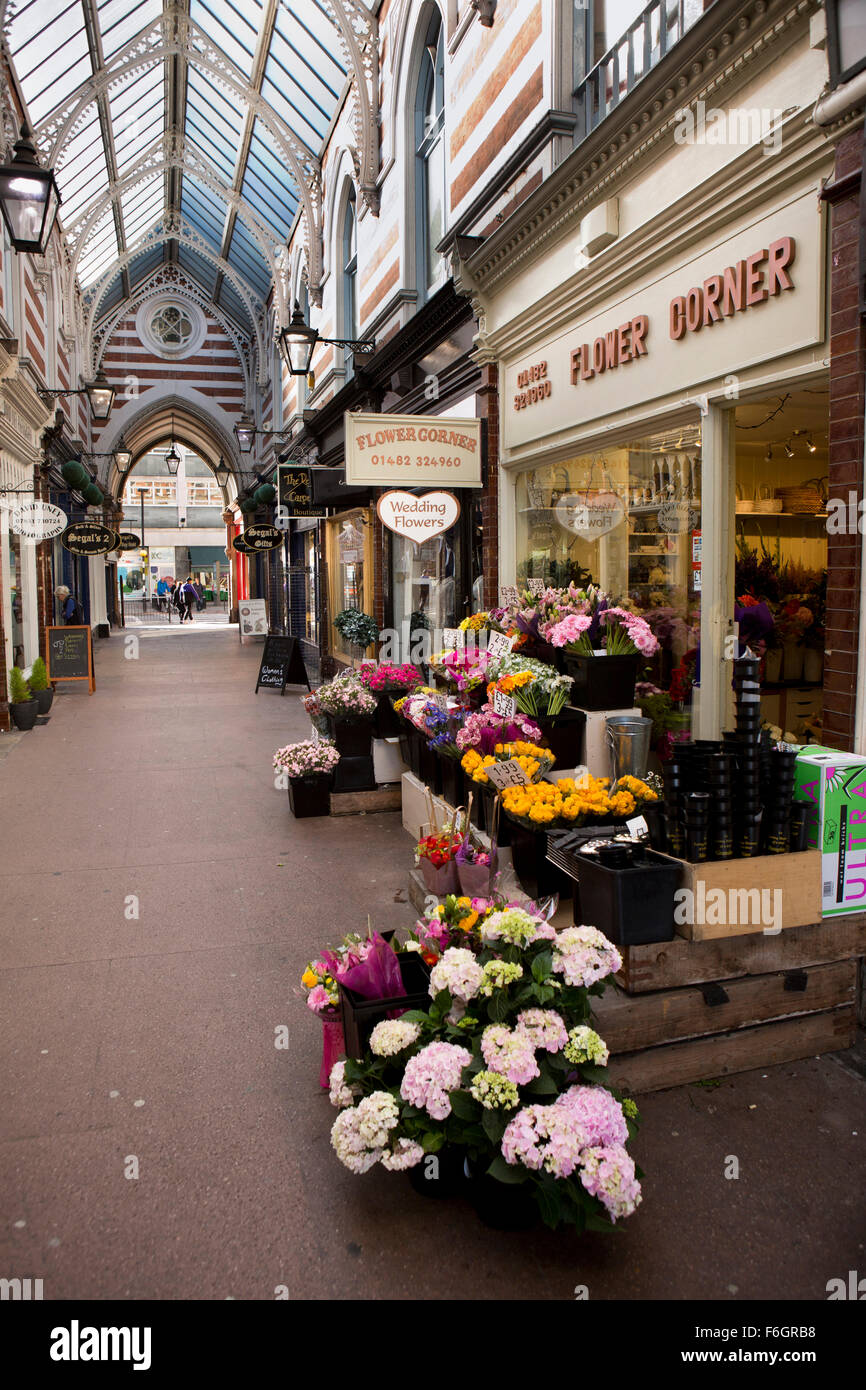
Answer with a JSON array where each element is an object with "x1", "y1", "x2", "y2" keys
[{"x1": 462, "y1": 0, "x2": 842, "y2": 748}]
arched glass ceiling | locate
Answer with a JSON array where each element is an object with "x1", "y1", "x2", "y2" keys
[{"x1": 5, "y1": 0, "x2": 350, "y2": 335}]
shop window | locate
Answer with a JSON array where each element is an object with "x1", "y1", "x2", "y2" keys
[
  {"x1": 391, "y1": 511, "x2": 467, "y2": 661},
  {"x1": 328, "y1": 510, "x2": 371, "y2": 661},
  {"x1": 733, "y1": 385, "x2": 828, "y2": 745},
  {"x1": 1, "y1": 226, "x2": 16, "y2": 332},
  {"x1": 342, "y1": 187, "x2": 358, "y2": 374},
  {"x1": 515, "y1": 424, "x2": 703, "y2": 738},
  {"x1": 414, "y1": 8, "x2": 446, "y2": 299}
]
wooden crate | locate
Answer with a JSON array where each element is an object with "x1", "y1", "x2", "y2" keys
[
  {"x1": 660, "y1": 849, "x2": 822, "y2": 940},
  {"x1": 602, "y1": 1007, "x2": 857, "y2": 1094},
  {"x1": 616, "y1": 913, "x2": 866, "y2": 994},
  {"x1": 593, "y1": 959, "x2": 857, "y2": 1052},
  {"x1": 330, "y1": 786, "x2": 402, "y2": 816}
]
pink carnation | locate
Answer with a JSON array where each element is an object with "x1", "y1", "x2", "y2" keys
[{"x1": 547, "y1": 613, "x2": 592, "y2": 649}]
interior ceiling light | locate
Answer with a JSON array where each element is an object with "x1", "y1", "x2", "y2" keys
[
  {"x1": 784, "y1": 441, "x2": 795, "y2": 458},
  {"x1": 806, "y1": 436, "x2": 817, "y2": 453},
  {"x1": 765, "y1": 445, "x2": 773, "y2": 462}
]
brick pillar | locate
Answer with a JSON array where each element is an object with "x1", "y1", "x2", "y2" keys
[
  {"x1": 33, "y1": 464, "x2": 53, "y2": 659},
  {"x1": 477, "y1": 361, "x2": 499, "y2": 608},
  {"x1": 372, "y1": 507, "x2": 386, "y2": 648},
  {"x1": 823, "y1": 129, "x2": 865, "y2": 751}
]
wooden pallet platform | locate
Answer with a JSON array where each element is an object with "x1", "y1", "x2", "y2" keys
[
  {"x1": 615, "y1": 914, "x2": 866, "y2": 994},
  {"x1": 330, "y1": 786, "x2": 402, "y2": 816}
]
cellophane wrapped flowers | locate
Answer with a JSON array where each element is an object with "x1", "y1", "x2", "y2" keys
[
  {"x1": 326, "y1": 901, "x2": 642, "y2": 1233},
  {"x1": 274, "y1": 739, "x2": 340, "y2": 779}
]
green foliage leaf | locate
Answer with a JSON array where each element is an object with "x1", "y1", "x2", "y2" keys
[
  {"x1": 579, "y1": 1064, "x2": 610, "y2": 1085},
  {"x1": 481, "y1": 1108, "x2": 510, "y2": 1144},
  {"x1": 399, "y1": 1010, "x2": 432, "y2": 1025},
  {"x1": 536, "y1": 1182, "x2": 562, "y2": 1230},
  {"x1": 486, "y1": 991, "x2": 510, "y2": 1023},
  {"x1": 449, "y1": 1090, "x2": 481, "y2": 1121},
  {"x1": 421, "y1": 1129, "x2": 445, "y2": 1153},
  {"x1": 531, "y1": 950, "x2": 552, "y2": 983},
  {"x1": 526, "y1": 1069, "x2": 558, "y2": 1095},
  {"x1": 485, "y1": 1155, "x2": 528, "y2": 1185}
]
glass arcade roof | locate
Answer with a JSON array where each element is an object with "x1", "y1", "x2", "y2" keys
[{"x1": 6, "y1": 0, "x2": 348, "y2": 333}]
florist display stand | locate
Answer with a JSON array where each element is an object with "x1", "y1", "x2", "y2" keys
[{"x1": 563, "y1": 652, "x2": 641, "y2": 711}]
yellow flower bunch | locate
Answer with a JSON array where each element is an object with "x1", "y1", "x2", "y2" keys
[
  {"x1": 460, "y1": 612, "x2": 491, "y2": 631},
  {"x1": 501, "y1": 772, "x2": 650, "y2": 830},
  {"x1": 487, "y1": 671, "x2": 534, "y2": 696},
  {"x1": 494, "y1": 740, "x2": 549, "y2": 760},
  {"x1": 615, "y1": 775, "x2": 660, "y2": 803}
]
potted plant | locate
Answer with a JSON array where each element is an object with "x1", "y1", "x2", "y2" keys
[
  {"x1": 317, "y1": 671, "x2": 377, "y2": 756},
  {"x1": 333, "y1": 607, "x2": 379, "y2": 659},
  {"x1": 328, "y1": 908, "x2": 643, "y2": 1233},
  {"x1": 274, "y1": 739, "x2": 340, "y2": 818},
  {"x1": 8, "y1": 666, "x2": 38, "y2": 731},
  {"x1": 28, "y1": 656, "x2": 53, "y2": 716}
]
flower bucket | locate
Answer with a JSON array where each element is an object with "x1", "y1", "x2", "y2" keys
[
  {"x1": 328, "y1": 716, "x2": 374, "y2": 757},
  {"x1": 508, "y1": 820, "x2": 570, "y2": 899},
  {"x1": 338, "y1": 953, "x2": 431, "y2": 1059},
  {"x1": 438, "y1": 753, "x2": 463, "y2": 807},
  {"x1": 288, "y1": 773, "x2": 333, "y2": 818},
  {"x1": 563, "y1": 652, "x2": 640, "y2": 711},
  {"x1": 420, "y1": 855, "x2": 460, "y2": 896},
  {"x1": 417, "y1": 739, "x2": 442, "y2": 794},
  {"x1": 319, "y1": 1010, "x2": 345, "y2": 1089},
  {"x1": 373, "y1": 692, "x2": 403, "y2": 738},
  {"x1": 536, "y1": 708, "x2": 586, "y2": 767}
]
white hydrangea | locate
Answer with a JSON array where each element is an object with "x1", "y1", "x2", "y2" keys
[
  {"x1": 330, "y1": 1109, "x2": 381, "y2": 1173},
  {"x1": 328, "y1": 1059, "x2": 358, "y2": 1109},
  {"x1": 380, "y1": 1138, "x2": 425, "y2": 1171},
  {"x1": 369, "y1": 1018, "x2": 422, "y2": 1057},
  {"x1": 429, "y1": 947, "x2": 484, "y2": 1002},
  {"x1": 355, "y1": 1091, "x2": 400, "y2": 1148}
]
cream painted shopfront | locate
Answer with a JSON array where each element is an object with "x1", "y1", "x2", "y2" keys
[{"x1": 485, "y1": 168, "x2": 833, "y2": 744}]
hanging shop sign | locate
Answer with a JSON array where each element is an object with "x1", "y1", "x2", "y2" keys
[
  {"x1": 345, "y1": 412, "x2": 482, "y2": 488},
  {"x1": 60, "y1": 522, "x2": 119, "y2": 555},
  {"x1": 116, "y1": 532, "x2": 141, "y2": 550},
  {"x1": 554, "y1": 491, "x2": 626, "y2": 538},
  {"x1": 276, "y1": 464, "x2": 326, "y2": 518},
  {"x1": 46, "y1": 625, "x2": 94, "y2": 693},
  {"x1": 238, "y1": 524, "x2": 283, "y2": 552},
  {"x1": 505, "y1": 190, "x2": 823, "y2": 448},
  {"x1": 10, "y1": 501, "x2": 67, "y2": 541},
  {"x1": 376, "y1": 490, "x2": 460, "y2": 543}
]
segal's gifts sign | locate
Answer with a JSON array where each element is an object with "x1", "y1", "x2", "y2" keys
[{"x1": 345, "y1": 411, "x2": 481, "y2": 488}]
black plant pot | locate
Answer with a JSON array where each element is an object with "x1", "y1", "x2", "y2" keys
[
  {"x1": 33, "y1": 688, "x2": 54, "y2": 715},
  {"x1": 466, "y1": 1158, "x2": 537, "y2": 1230},
  {"x1": 535, "y1": 708, "x2": 586, "y2": 767},
  {"x1": 417, "y1": 739, "x2": 442, "y2": 795},
  {"x1": 482, "y1": 787, "x2": 510, "y2": 845},
  {"x1": 408, "y1": 1145, "x2": 467, "y2": 1200},
  {"x1": 373, "y1": 692, "x2": 404, "y2": 738},
  {"x1": 508, "y1": 819, "x2": 569, "y2": 898},
  {"x1": 287, "y1": 773, "x2": 333, "y2": 818},
  {"x1": 438, "y1": 753, "x2": 463, "y2": 807},
  {"x1": 328, "y1": 716, "x2": 374, "y2": 757},
  {"x1": 399, "y1": 728, "x2": 421, "y2": 779},
  {"x1": 563, "y1": 653, "x2": 640, "y2": 711},
  {"x1": 9, "y1": 699, "x2": 38, "y2": 731},
  {"x1": 333, "y1": 755, "x2": 376, "y2": 792}
]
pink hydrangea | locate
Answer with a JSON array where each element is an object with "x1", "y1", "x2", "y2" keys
[
  {"x1": 579, "y1": 1144, "x2": 642, "y2": 1221},
  {"x1": 555, "y1": 1086, "x2": 628, "y2": 1147},
  {"x1": 552, "y1": 925, "x2": 622, "y2": 987},
  {"x1": 516, "y1": 1009, "x2": 568, "y2": 1053},
  {"x1": 501, "y1": 1103, "x2": 586, "y2": 1179},
  {"x1": 400, "y1": 1041, "x2": 472, "y2": 1120},
  {"x1": 481, "y1": 1025, "x2": 540, "y2": 1085}
]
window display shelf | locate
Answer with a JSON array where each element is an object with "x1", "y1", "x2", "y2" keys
[{"x1": 737, "y1": 511, "x2": 828, "y2": 519}]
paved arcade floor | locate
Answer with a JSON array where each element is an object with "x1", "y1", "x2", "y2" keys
[{"x1": 0, "y1": 629, "x2": 864, "y2": 1301}]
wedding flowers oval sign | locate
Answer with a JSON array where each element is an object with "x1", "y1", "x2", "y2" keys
[{"x1": 377, "y1": 489, "x2": 460, "y2": 544}]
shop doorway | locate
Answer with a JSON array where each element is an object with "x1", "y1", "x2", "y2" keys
[{"x1": 733, "y1": 384, "x2": 829, "y2": 744}]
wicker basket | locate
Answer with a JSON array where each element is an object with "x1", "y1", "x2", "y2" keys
[{"x1": 775, "y1": 486, "x2": 823, "y2": 513}]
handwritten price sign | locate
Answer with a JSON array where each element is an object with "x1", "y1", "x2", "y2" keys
[
  {"x1": 499, "y1": 585, "x2": 520, "y2": 608},
  {"x1": 486, "y1": 759, "x2": 530, "y2": 790},
  {"x1": 492, "y1": 689, "x2": 517, "y2": 719},
  {"x1": 442, "y1": 628, "x2": 464, "y2": 650},
  {"x1": 527, "y1": 578, "x2": 546, "y2": 596},
  {"x1": 486, "y1": 630, "x2": 515, "y2": 660}
]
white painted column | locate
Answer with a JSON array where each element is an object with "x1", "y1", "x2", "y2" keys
[
  {"x1": 88, "y1": 553, "x2": 108, "y2": 630},
  {"x1": 20, "y1": 532, "x2": 39, "y2": 664},
  {"x1": 0, "y1": 505, "x2": 13, "y2": 674},
  {"x1": 695, "y1": 400, "x2": 736, "y2": 738}
]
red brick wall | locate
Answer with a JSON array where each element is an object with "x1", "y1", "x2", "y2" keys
[{"x1": 823, "y1": 129, "x2": 865, "y2": 751}]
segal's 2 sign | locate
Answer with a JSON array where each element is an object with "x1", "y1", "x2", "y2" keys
[{"x1": 345, "y1": 411, "x2": 481, "y2": 488}]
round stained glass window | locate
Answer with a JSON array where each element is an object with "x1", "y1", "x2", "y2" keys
[
  {"x1": 137, "y1": 297, "x2": 206, "y2": 359},
  {"x1": 151, "y1": 304, "x2": 193, "y2": 347}
]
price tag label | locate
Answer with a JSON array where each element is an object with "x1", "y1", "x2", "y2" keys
[
  {"x1": 493, "y1": 689, "x2": 517, "y2": 718},
  {"x1": 527, "y1": 578, "x2": 546, "y2": 596},
  {"x1": 442, "y1": 628, "x2": 463, "y2": 650},
  {"x1": 499, "y1": 585, "x2": 520, "y2": 608},
  {"x1": 626, "y1": 815, "x2": 648, "y2": 841},
  {"x1": 486, "y1": 630, "x2": 514, "y2": 660},
  {"x1": 429, "y1": 691, "x2": 450, "y2": 711},
  {"x1": 486, "y1": 759, "x2": 530, "y2": 790}
]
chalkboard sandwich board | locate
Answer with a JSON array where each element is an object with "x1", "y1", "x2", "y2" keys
[
  {"x1": 255, "y1": 635, "x2": 310, "y2": 694},
  {"x1": 46, "y1": 625, "x2": 94, "y2": 693}
]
